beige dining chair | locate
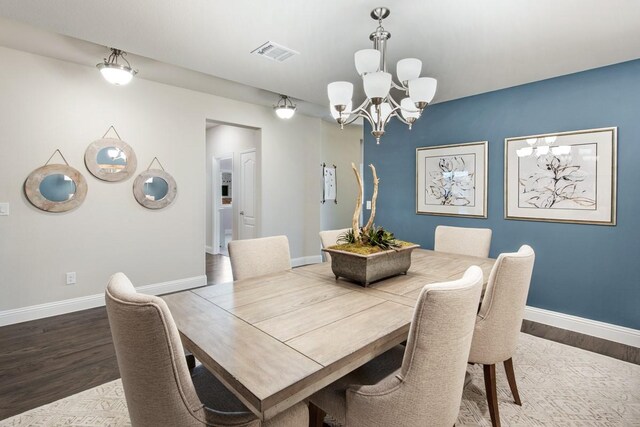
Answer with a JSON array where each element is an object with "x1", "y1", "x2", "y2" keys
[
  {"x1": 228, "y1": 235, "x2": 291, "y2": 281},
  {"x1": 105, "y1": 272, "x2": 308, "y2": 427},
  {"x1": 319, "y1": 228, "x2": 350, "y2": 262},
  {"x1": 468, "y1": 245, "x2": 535, "y2": 427},
  {"x1": 434, "y1": 225, "x2": 493, "y2": 258},
  {"x1": 308, "y1": 266, "x2": 484, "y2": 427}
]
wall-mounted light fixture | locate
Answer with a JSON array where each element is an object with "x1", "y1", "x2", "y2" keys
[{"x1": 96, "y1": 48, "x2": 138, "y2": 85}]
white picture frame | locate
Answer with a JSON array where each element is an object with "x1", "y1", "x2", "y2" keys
[
  {"x1": 504, "y1": 127, "x2": 617, "y2": 225},
  {"x1": 416, "y1": 141, "x2": 488, "y2": 218}
]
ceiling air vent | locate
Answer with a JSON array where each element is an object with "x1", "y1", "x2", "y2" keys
[{"x1": 251, "y1": 41, "x2": 299, "y2": 62}]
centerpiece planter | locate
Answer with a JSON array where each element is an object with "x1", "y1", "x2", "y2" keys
[
  {"x1": 324, "y1": 162, "x2": 419, "y2": 287},
  {"x1": 323, "y1": 244, "x2": 420, "y2": 287}
]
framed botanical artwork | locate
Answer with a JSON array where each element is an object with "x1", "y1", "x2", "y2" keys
[
  {"x1": 416, "y1": 141, "x2": 488, "y2": 218},
  {"x1": 505, "y1": 127, "x2": 617, "y2": 225}
]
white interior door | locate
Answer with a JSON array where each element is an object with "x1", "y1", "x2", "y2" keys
[{"x1": 238, "y1": 149, "x2": 256, "y2": 240}]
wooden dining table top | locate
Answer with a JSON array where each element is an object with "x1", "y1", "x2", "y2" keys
[{"x1": 162, "y1": 249, "x2": 495, "y2": 420}]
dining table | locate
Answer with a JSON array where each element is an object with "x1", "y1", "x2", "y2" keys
[{"x1": 162, "y1": 249, "x2": 495, "y2": 421}]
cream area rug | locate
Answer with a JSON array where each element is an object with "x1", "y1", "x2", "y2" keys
[{"x1": 2, "y1": 333, "x2": 639, "y2": 426}]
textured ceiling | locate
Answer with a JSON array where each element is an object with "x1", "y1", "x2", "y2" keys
[{"x1": 1, "y1": 0, "x2": 639, "y2": 110}]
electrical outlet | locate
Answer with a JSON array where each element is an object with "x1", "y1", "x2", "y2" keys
[
  {"x1": 366, "y1": 200, "x2": 372, "y2": 210},
  {"x1": 0, "y1": 203, "x2": 8, "y2": 216},
  {"x1": 66, "y1": 272, "x2": 77, "y2": 285}
]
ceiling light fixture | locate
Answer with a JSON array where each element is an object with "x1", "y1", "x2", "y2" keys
[
  {"x1": 96, "y1": 48, "x2": 138, "y2": 86},
  {"x1": 327, "y1": 7, "x2": 437, "y2": 144},
  {"x1": 274, "y1": 95, "x2": 297, "y2": 119}
]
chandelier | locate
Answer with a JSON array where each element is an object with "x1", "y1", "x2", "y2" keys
[
  {"x1": 96, "y1": 48, "x2": 138, "y2": 86},
  {"x1": 327, "y1": 7, "x2": 437, "y2": 144}
]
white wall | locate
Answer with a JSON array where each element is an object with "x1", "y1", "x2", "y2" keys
[
  {"x1": 0, "y1": 46, "x2": 361, "y2": 317},
  {"x1": 320, "y1": 121, "x2": 363, "y2": 232},
  {"x1": 205, "y1": 124, "x2": 260, "y2": 251}
]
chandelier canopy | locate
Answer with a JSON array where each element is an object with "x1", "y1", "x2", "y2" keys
[{"x1": 327, "y1": 7, "x2": 437, "y2": 144}]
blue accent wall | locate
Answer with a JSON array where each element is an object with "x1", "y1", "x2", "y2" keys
[{"x1": 363, "y1": 60, "x2": 640, "y2": 330}]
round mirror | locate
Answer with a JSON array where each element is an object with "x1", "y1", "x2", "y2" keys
[
  {"x1": 133, "y1": 169, "x2": 177, "y2": 209},
  {"x1": 39, "y1": 174, "x2": 77, "y2": 202},
  {"x1": 143, "y1": 176, "x2": 169, "y2": 201},
  {"x1": 85, "y1": 138, "x2": 137, "y2": 182},
  {"x1": 25, "y1": 164, "x2": 88, "y2": 212}
]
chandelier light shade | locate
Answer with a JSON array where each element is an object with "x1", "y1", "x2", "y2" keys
[
  {"x1": 96, "y1": 48, "x2": 137, "y2": 85},
  {"x1": 274, "y1": 95, "x2": 297, "y2": 119},
  {"x1": 327, "y1": 7, "x2": 438, "y2": 143}
]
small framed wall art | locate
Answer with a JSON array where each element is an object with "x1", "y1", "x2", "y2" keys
[
  {"x1": 504, "y1": 127, "x2": 617, "y2": 225},
  {"x1": 416, "y1": 141, "x2": 488, "y2": 218}
]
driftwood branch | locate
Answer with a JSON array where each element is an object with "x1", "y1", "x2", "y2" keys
[
  {"x1": 363, "y1": 164, "x2": 379, "y2": 234},
  {"x1": 351, "y1": 162, "x2": 363, "y2": 240}
]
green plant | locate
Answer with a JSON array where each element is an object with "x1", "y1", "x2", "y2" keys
[{"x1": 337, "y1": 225, "x2": 400, "y2": 250}]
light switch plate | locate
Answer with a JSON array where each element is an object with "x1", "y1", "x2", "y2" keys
[
  {"x1": 366, "y1": 200, "x2": 372, "y2": 210},
  {"x1": 0, "y1": 203, "x2": 9, "y2": 216}
]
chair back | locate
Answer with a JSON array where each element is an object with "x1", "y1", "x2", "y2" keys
[
  {"x1": 319, "y1": 228, "x2": 350, "y2": 262},
  {"x1": 434, "y1": 225, "x2": 492, "y2": 258},
  {"x1": 228, "y1": 235, "x2": 291, "y2": 281},
  {"x1": 105, "y1": 273, "x2": 207, "y2": 427},
  {"x1": 469, "y1": 245, "x2": 535, "y2": 364},
  {"x1": 397, "y1": 267, "x2": 484, "y2": 426}
]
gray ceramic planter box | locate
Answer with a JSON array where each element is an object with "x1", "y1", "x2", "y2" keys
[{"x1": 322, "y1": 244, "x2": 420, "y2": 287}]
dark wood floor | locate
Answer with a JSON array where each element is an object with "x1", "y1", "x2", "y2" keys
[{"x1": 0, "y1": 254, "x2": 637, "y2": 420}]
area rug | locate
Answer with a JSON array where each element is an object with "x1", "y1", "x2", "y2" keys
[{"x1": 2, "y1": 333, "x2": 638, "y2": 426}]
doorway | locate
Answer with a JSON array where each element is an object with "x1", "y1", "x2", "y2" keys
[{"x1": 205, "y1": 121, "x2": 260, "y2": 263}]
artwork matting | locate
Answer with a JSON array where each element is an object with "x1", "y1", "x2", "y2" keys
[
  {"x1": 504, "y1": 127, "x2": 617, "y2": 225},
  {"x1": 416, "y1": 141, "x2": 488, "y2": 218}
]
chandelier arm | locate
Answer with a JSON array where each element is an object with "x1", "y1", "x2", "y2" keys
[
  {"x1": 341, "y1": 113, "x2": 367, "y2": 126},
  {"x1": 357, "y1": 108, "x2": 377, "y2": 128},
  {"x1": 392, "y1": 110, "x2": 412, "y2": 126},
  {"x1": 391, "y1": 80, "x2": 407, "y2": 91},
  {"x1": 351, "y1": 98, "x2": 371, "y2": 114},
  {"x1": 384, "y1": 106, "x2": 404, "y2": 127}
]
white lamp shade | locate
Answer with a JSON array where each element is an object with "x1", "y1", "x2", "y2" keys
[
  {"x1": 275, "y1": 106, "x2": 296, "y2": 119},
  {"x1": 327, "y1": 81, "x2": 353, "y2": 106},
  {"x1": 100, "y1": 66, "x2": 134, "y2": 85},
  {"x1": 363, "y1": 72, "x2": 392, "y2": 100},
  {"x1": 330, "y1": 101, "x2": 352, "y2": 119},
  {"x1": 354, "y1": 49, "x2": 381, "y2": 75},
  {"x1": 396, "y1": 58, "x2": 422, "y2": 83},
  {"x1": 400, "y1": 97, "x2": 420, "y2": 120},
  {"x1": 408, "y1": 77, "x2": 437, "y2": 104},
  {"x1": 370, "y1": 102, "x2": 392, "y2": 124}
]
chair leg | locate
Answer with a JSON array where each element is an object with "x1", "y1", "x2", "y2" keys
[
  {"x1": 503, "y1": 357, "x2": 522, "y2": 406},
  {"x1": 185, "y1": 354, "x2": 196, "y2": 371},
  {"x1": 308, "y1": 402, "x2": 326, "y2": 427},
  {"x1": 483, "y1": 364, "x2": 501, "y2": 427}
]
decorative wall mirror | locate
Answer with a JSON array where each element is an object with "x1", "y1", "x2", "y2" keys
[
  {"x1": 85, "y1": 126, "x2": 137, "y2": 182},
  {"x1": 133, "y1": 157, "x2": 177, "y2": 209},
  {"x1": 24, "y1": 149, "x2": 88, "y2": 213}
]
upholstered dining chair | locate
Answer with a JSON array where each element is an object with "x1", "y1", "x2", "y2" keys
[
  {"x1": 105, "y1": 273, "x2": 308, "y2": 427},
  {"x1": 468, "y1": 245, "x2": 535, "y2": 427},
  {"x1": 228, "y1": 235, "x2": 291, "y2": 281},
  {"x1": 308, "y1": 266, "x2": 484, "y2": 427},
  {"x1": 434, "y1": 225, "x2": 493, "y2": 258},
  {"x1": 319, "y1": 228, "x2": 350, "y2": 262}
]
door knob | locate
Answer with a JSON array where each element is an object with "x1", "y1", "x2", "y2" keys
[{"x1": 240, "y1": 211, "x2": 245, "y2": 215}]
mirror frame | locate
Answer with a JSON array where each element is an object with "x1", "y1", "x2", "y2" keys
[
  {"x1": 24, "y1": 164, "x2": 88, "y2": 212},
  {"x1": 133, "y1": 169, "x2": 177, "y2": 209},
  {"x1": 84, "y1": 137, "x2": 137, "y2": 182}
]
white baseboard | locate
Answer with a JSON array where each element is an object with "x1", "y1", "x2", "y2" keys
[
  {"x1": 0, "y1": 275, "x2": 207, "y2": 327},
  {"x1": 205, "y1": 245, "x2": 215, "y2": 255},
  {"x1": 291, "y1": 255, "x2": 323, "y2": 268},
  {"x1": 524, "y1": 306, "x2": 640, "y2": 348}
]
